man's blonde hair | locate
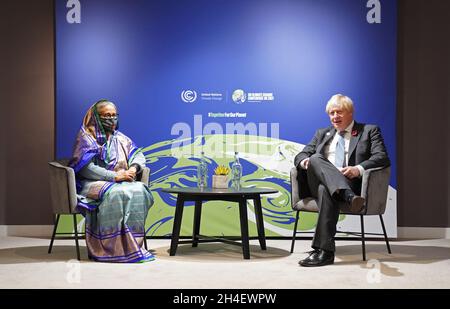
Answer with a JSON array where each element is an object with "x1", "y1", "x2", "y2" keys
[{"x1": 325, "y1": 94, "x2": 354, "y2": 114}]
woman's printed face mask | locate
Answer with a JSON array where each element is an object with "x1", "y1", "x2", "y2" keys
[
  {"x1": 97, "y1": 103, "x2": 118, "y2": 132},
  {"x1": 100, "y1": 116, "x2": 118, "y2": 132}
]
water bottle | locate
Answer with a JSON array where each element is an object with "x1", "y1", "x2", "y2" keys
[
  {"x1": 231, "y1": 152, "x2": 242, "y2": 190},
  {"x1": 197, "y1": 151, "x2": 208, "y2": 189}
]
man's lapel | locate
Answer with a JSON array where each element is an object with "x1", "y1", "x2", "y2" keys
[
  {"x1": 317, "y1": 127, "x2": 336, "y2": 154},
  {"x1": 348, "y1": 122, "x2": 363, "y2": 158}
]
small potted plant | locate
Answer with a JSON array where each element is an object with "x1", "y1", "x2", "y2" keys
[{"x1": 212, "y1": 165, "x2": 230, "y2": 189}]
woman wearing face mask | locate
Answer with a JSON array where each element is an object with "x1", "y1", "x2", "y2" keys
[{"x1": 69, "y1": 99, "x2": 155, "y2": 263}]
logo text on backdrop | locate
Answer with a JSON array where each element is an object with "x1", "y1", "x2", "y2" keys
[{"x1": 66, "y1": 0, "x2": 81, "y2": 24}]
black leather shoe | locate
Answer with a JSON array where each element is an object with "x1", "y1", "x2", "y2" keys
[
  {"x1": 349, "y1": 195, "x2": 365, "y2": 213},
  {"x1": 298, "y1": 249, "x2": 320, "y2": 265},
  {"x1": 299, "y1": 249, "x2": 335, "y2": 267},
  {"x1": 306, "y1": 248, "x2": 320, "y2": 255}
]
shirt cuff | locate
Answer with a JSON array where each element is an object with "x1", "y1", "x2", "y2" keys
[
  {"x1": 105, "y1": 170, "x2": 117, "y2": 182},
  {"x1": 356, "y1": 165, "x2": 365, "y2": 178},
  {"x1": 130, "y1": 163, "x2": 142, "y2": 173},
  {"x1": 300, "y1": 158, "x2": 308, "y2": 170}
]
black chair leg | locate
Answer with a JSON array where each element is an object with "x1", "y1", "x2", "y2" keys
[
  {"x1": 73, "y1": 214, "x2": 81, "y2": 261},
  {"x1": 290, "y1": 211, "x2": 300, "y2": 253},
  {"x1": 48, "y1": 214, "x2": 60, "y2": 254},
  {"x1": 360, "y1": 215, "x2": 366, "y2": 261},
  {"x1": 379, "y1": 215, "x2": 392, "y2": 254}
]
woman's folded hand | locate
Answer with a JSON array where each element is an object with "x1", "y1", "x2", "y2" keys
[
  {"x1": 115, "y1": 170, "x2": 135, "y2": 182},
  {"x1": 128, "y1": 166, "x2": 137, "y2": 179}
]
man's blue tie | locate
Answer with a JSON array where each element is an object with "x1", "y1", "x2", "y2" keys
[{"x1": 335, "y1": 131, "x2": 346, "y2": 168}]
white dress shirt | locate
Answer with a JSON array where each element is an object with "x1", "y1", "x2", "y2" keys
[{"x1": 301, "y1": 120, "x2": 365, "y2": 177}]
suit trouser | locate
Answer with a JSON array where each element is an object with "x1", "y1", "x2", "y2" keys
[{"x1": 307, "y1": 154, "x2": 360, "y2": 252}]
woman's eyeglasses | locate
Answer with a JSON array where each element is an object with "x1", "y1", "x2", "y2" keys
[{"x1": 99, "y1": 114, "x2": 118, "y2": 120}]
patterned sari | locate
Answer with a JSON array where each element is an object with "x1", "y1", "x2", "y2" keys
[{"x1": 69, "y1": 101, "x2": 155, "y2": 263}]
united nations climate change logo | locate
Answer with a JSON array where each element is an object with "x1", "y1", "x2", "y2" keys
[
  {"x1": 181, "y1": 90, "x2": 197, "y2": 103},
  {"x1": 232, "y1": 89, "x2": 246, "y2": 104}
]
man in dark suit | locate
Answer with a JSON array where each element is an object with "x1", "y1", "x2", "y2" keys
[{"x1": 294, "y1": 94, "x2": 390, "y2": 267}]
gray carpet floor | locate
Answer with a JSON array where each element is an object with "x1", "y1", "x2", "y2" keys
[{"x1": 0, "y1": 236, "x2": 449, "y2": 289}]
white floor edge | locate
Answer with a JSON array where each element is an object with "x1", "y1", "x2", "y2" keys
[
  {"x1": 1, "y1": 225, "x2": 450, "y2": 239},
  {"x1": 397, "y1": 227, "x2": 450, "y2": 239},
  {"x1": 0, "y1": 225, "x2": 54, "y2": 237}
]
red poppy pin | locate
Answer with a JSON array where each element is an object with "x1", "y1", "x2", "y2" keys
[{"x1": 351, "y1": 130, "x2": 358, "y2": 137}]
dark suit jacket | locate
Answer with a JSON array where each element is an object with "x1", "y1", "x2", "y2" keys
[{"x1": 294, "y1": 122, "x2": 391, "y2": 198}]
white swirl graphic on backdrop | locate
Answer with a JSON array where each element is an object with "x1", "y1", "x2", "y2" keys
[{"x1": 181, "y1": 90, "x2": 197, "y2": 103}]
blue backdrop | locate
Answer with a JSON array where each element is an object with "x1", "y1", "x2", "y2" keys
[{"x1": 56, "y1": 0, "x2": 397, "y2": 236}]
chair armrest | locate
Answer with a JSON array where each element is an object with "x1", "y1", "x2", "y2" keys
[
  {"x1": 139, "y1": 166, "x2": 151, "y2": 187},
  {"x1": 360, "y1": 166, "x2": 391, "y2": 215},
  {"x1": 48, "y1": 161, "x2": 78, "y2": 214},
  {"x1": 290, "y1": 167, "x2": 300, "y2": 210}
]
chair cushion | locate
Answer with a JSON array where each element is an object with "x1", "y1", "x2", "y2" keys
[
  {"x1": 294, "y1": 198, "x2": 365, "y2": 214},
  {"x1": 294, "y1": 198, "x2": 319, "y2": 212}
]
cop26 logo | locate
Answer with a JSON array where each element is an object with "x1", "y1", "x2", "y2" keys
[
  {"x1": 66, "y1": 0, "x2": 81, "y2": 24},
  {"x1": 232, "y1": 89, "x2": 246, "y2": 104},
  {"x1": 181, "y1": 90, "x2": 197, "y2": 103}
]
